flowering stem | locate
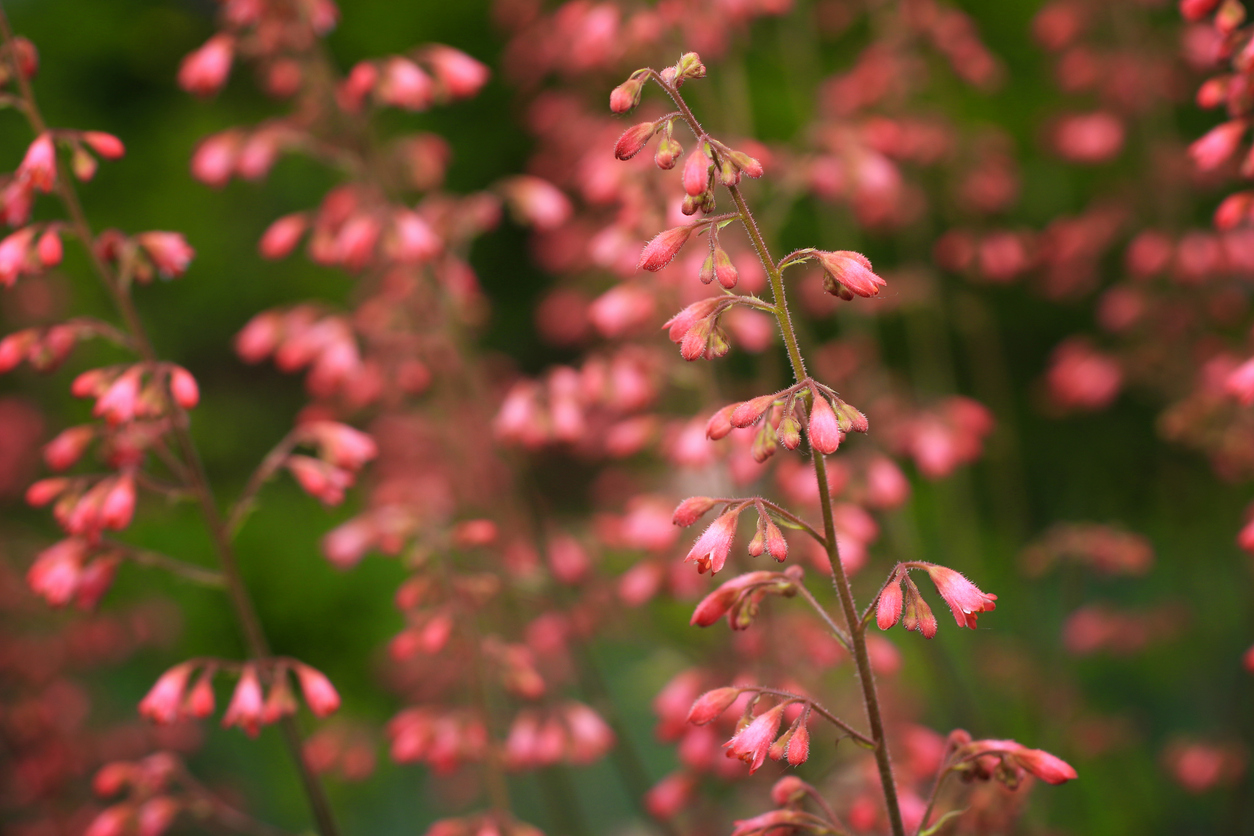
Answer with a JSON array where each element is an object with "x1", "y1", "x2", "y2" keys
[
  {"x1": 740, "y1": 687, "x2": 872, "y2": 746},
  {"x1": 0, "y1": 10, "x2": 340, "y2": 836},
  {"x1": 914, "y1": 764, "x2": 955, "y2": 836},
  {"x1": 650, "y1": 73, "x2": 906, "y2": 836}
]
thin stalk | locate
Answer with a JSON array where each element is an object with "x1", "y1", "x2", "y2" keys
[
  {"x1": 0, "y1": 9, "x2": 340, "y2": 836},
  {"x1": 740, "y1": 687, "x2": 872, "y2": 746},
  {"x1": 651, "y1": 73, "x2": 907, "y2": 836}
]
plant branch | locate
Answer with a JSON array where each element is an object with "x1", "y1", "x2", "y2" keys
[
  {"x1": 741, "y1": 686, "x2": 873, "y2": 746},
  {"x1": 649, "y1": 72, "x2": 907, "y2": 836}
]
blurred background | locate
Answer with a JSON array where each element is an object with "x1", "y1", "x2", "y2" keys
[{"x1": 1, "y1": 0, "x2": 1251, "y2": 835}]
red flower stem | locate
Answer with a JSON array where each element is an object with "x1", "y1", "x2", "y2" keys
[
  {"x1": 651, "y1": 72, "x2": 907, "y2": 836},
  {"x1": 0, "y1": 9, "x2": 340, "y2": 836},
  {"x1": 793, "y1": 584, "x2": 852, "y2": 651}
]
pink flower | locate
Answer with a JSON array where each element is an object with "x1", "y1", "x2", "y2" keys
[
  {"x1": 690, "y1": 570, "x2": 777, "y2": 626},
  {"x1": 877, "y1": 572, "x2": 904, "y2": 630},
  {"x1": 222, "y1": 664, "x2": 265, "y2": 736},
  {"x1": 295, "y1": 663, "x2": 342, "y2": 717},
  {"x1": 83, "y1": 131, "x2": 126, "y2": 160},
  {"x1": 1227, "y1": 357, "x2": 1254, "y2": 405},
  {"x1": 0, "y1": 226, "x2": 37, "y2": 286},
  {"x1": 169, "y1": 366, "x2": 199, "y2": 409},
  {"x1": 85, "y1": 806, "x2": 132, "y2": 836},
  {"x1": 672, "y1": 496, "x2": 718, "y2": 528},
  {"x1": 615, "y1": 122, "x2": 656, "y2": 160},
  {"x1": 262, "y1": 673, "x2": 298, "y2": 723},
  {"x1": 564, "y1": 702, "x2": 615, "y2": 763},
  {"x1": 388, "y1": 210, "x2": 441, "y2": 262},
  {"x1": 137, "y1": 797, "x2": 179, "y2": 836},
  {"x1": 807, "y1": 394, "x2": 843, "y2": 455},
  {"x1": 786, "y1": 721, "x2": 810, "y2": 765},
  {"x1": 684, "y1": 510, "x2": 740, "y2": 574},
  {"x1": 259, "y1": 213, "x2": 308, "y2": 259},
  {"x1": 44, "y1": 425, "x2": 94, "y2": 471},
  {"x1": 98, "y1": 473, "x2": 136, "y2": 531},
  {"x1": 815, "y1": 250, "x2": 885, "y2": 298},
  {"x1": 93, "y1": 367, "x2": 142, "y2": 424},
  {"x1": 303, "y1": 421, "x2": 378, "y2": 470},
  {"x1": 190, "y1": 131, "x2": 242, "y2": 187},
  {"x1": 139, "y1": 662, "x2": 196, "y2": 724},
  {"x1": 644, "y1": 772, "x2": 694, "y2": 819},
  {"x1": 609, "y1": 78, "x2": 642, "y2": 113},
  {"x1": 184, "y1": 669, "x2": 216, "y2": 718},
  {"x1": 664, "y1": 297, "x2": 721, "y2": 346},
  {"x1": 1189, "y1": 120, "x2": 1246, "y2": 171},
  {"x1": 730, "y1": 394, "x2": 777, "y2": 428},
  {"x1": 682, "y1": 147, "x2": 710, "y2": 196},
  {"x1": 287, "y1": 455, "x2": 353, "y2": 505},
  {"x1": 378, "y1": 57, "x2": 434, "y2": 111},
  {"x1": 923, "y1": 564, "x2": 997, "y2": 629},
  {"x1": 638, "y1": 225, "x2": 696, "y2": 272},
  {"x1": 27, "y1": 538, "x2": 88, "y2": 606},
  {"x1": 1014, "y1": 746, "x2": 1078, "y2": 784},
  {"x1": 724, "y1": 704, "x2": 786, "y2": 773},
  {"x1": 424, "y1": 46, "x2": 489, "y2": 98},
  {"x1": 137, "y1": 232, "x2": 195, "y2": 279},
  {"x1": 501, "y1": 176, "x2": 571, "y2": 231},
  {"x1": 37, "y1": 228, "x2": 62, "y2": 266},
  {"x1": 687, "y1": 687, "x2": 741, "y2": 725},
  {"x1": 19, "y1": 133, "x2": 56, "y2": 192},
  {"x1": 178, "y1": 34, "x2": 234, "y2": 97}
]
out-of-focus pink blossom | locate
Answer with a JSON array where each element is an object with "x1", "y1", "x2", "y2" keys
[{"x1": 178, "y1": 35, "x2": 234, "y2": 97}]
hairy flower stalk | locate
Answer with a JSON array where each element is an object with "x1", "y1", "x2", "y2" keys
[
  {"x1": 0, "y1": 11, "x2": 340, "y2": 836},
  {"x1": 637, "y1": 64, "x2": 909, "y2": 836}
]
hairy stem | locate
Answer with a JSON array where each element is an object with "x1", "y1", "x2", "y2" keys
[
  {"x1": 652, "y1": 73, "x2": 906, "y2": 836},
  {"x1": 0, "y1": 9, "x2": 340, "y2": 836}
]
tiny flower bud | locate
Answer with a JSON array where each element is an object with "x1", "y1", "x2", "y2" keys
[
  {"x1": 764, "y1": 520, "x2": 787, "y2": 561},
  {"x1": 44, "y1": 425, "x2": 94, "y2": 470},
  {"x1": 682, "y1": 147, "x2": 710, "y2": 197},
  {"x1": 687, "y1": 687, "x2": 740, "y2": 724},
  {"x1": 614, "y1": 122, "x2": 656, "y2": 160},
  {"x1": 37, "y1": 228, "x2": 62, "y2": 266},
  {"x1": 674, "y1": 496, "x2": 719, "y2": 527},
  {"x1": 877, "y1": 574, "x2": 904, "y2": 630},
  {"x1": 169, "y1": 366, "x2": 199, "y2": 409},
  {"x1": 259, "y1": 213, "x2": 308, "y2": 259},
  {"x1": 295, "y1": 663, "x2": 342, "y2": 717},
  {"x1": 713, "y1": 246, "x2": 738, "y2": 288},
  {"x1": 82, "y1": 132, "x2": 126, "y2": 159},
  {"x1": 184, "y1": 669, "x2": 216, "y2": 718},
  {"x1": 140, "y1": 663, "x2": 195, "y2": 725},
  {"x1": 638, "y1": 225, "x2": 696, "y2": 272},
  {"x1": 699, "y1": 253, "x2": 715, "y2": 284},
  {"x1": 807, "y1": 395, "x2": 844, "y2": 455},
  {"x1": 730, "y1": 394, "x2": 777, "y2": 428},
  {"x1": 677, "y1": 52, "x2": 706, "y2": 79},
  {"x1": 1189, "y1": 120, "x2": 1247, "y2": 171},
  {"x1": 610, "y1": 77, "x2": 643, "y2": 112},
  {"x1": 786, "y1": 721, "x2": 810, "y2": 765},
  {"x1": 19, "y1": 133, "x2": 56, "y2": 193},
  {"x1": 816, "y1": 250, "x2": 885, "y2": 298},
  {"x1": 706, "y1": 403, "x2": 736, "y2": 440},
  {"x1": 655, "y1": 137, "x2": 681, "y2": 170},
  {"x1": 777, "y1": 415, "x2": 801, "y2": 450},
  {"x1": 178, "y1": 34, "x2": 234, "y2": 97}
]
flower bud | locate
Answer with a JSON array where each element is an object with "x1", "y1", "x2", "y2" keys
[
  {"x1": 729, "y1": 150, "x2": 764, "y2": 178},
  {"x1": 655, "y1": 137, "x2": 681, "y2": 170},
  {"x1": 295, "y1": 663, "x2": 341, "y2": 717},
  {"x1": 807, "y1": 395, "x2": 843, "y2": 455},
  {"x1": 682, "y1": 147, "x2": 710, "y2": 197},
  {"x1": 786, "y1": 721, "x2": 810, "y2": 765},
  {"x1": 83, "y1": 131, "x2": 125, "y2": 160},
  {"x1": 169, "y1": 366, "x2": 199, "y2": 409},
  {"x1": 713, "y1": 246, "x2": 738, "y2": 288},
  {"x1": 777, "y1": 415, "x2": 801, "y2": 450},
  {"x1": 37, "y1": 228, "x2": 62, "y2": 266},
  {"x1": 876, "y1": 574, "x2": 903, "y2": 630},
  {"x1": 610, "y1": 77, "x2": 643, "y2": 112},
  {"x1": 674, "y1": 496, "x2": 719, "y2": 527},
  {"x1": 638, "y1": 225, "x2": 696, "y2": 272},
  {"x1": 730, "y1": 394, "x2": 776, "y2": 428},
  {"x1": 687, "y1": 687, "x2": 740, "y2": 724},
  {"x1": 677, "y1": 52, "x2": 706, "y2": 80},
  {"x1": 750, "y1": 422, "x2": 777, "y2": 463},
  {"x1": 834, "y1": 400, "x2": 869, "y2": 433},
  {"x1": 816, "y1": 250, "x2": 885, "y2": 298},
  {"x1": 764, "y1": 520, "x2": 787, "y2": 562},
  {"x1": 259, "y1": 213, "x2": 308, "y2": 259},
  {"x1": 1189, "y1": 120, "x2": 1246, "y2": 172},
  {"x1": 44, "y1": 425, "x2": 94, "y2": 470},
  {"x1": 222, "y1": 665, "x2": 265, "y2": 737},
  {"x1": 178, "y1": 34, "x2": 234, "y2": 97},
  {"x1": 139, "y1": 663, "x2": 195, "y2": 725},
  {"x1": 699, "y1": 253, "x2": 715, "y2": 284},
  {"x1": 614, "y1": 122, "x2": 656, "y2": 160}
]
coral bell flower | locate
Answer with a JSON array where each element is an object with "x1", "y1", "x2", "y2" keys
[
  {"x1": 139, "y1": 663, "x2": 195, "y2": 725},
  {"x1": 83, "y1": 131, "x2": 125, "y2": 160},
  {"x1": 27, "y1": 538, "x2": 88, "y2": 606},
  {"x1": 639, "y1": 224, "x2": 696, "y2": 272},
  {"x1": 295, "y1": 663, "x2": 342, "y2": 717},
  {"x1": 178, "y1": 34, "x2": 234, "y2": 97},
  {"x1": 690, "y1": 570, "x2": 777, "y2": 626},
  {"x1": 1014, "y1": 746, "x2": 1078, "y2": 784},
  {"x1": 222, "y1": 665, "x2": 265, "y2": 736},
  {"x1": 682, "y1": 147, "x2": 710, "y2": 196},
  {"x1": 877, "y1": 572, "x2": 904, "y2": 630},
  {"x1": 685, "y1": 510, "x2": 740, "y2": 574},
  {"x1": 424, "y1": 46, "x2": 489, "y2": 98},
  {"x1": 807, "y1": 395, "x2": 844, "y2": 455},
  {"x1": 687, "y1": 687, "x2": 741, "y2": 725},
  {"x1": 724, "y1": 704, "x2": 786, "y2": 773},
  {"x1": 924, "y1": 564, "x2": 997, "y2": 628},
  {"x1": 615, "y1": 122, "x2": 656, "y2": 160},
  {"x1": 665, "y1": 297, "x2": 721, "y2": 345},
  {"x1": 816, "y1": 250, "x2": 885, "y2": 298},
  {"x1": 137, "y1": 232, "x2": 195, "y2": 279},
  {"x1": 1189, "y1": 120, "x2": 1246, "y2": 171},
  {"x1": 19, "y1": 133, "x2": 56, "y2": 192},
  {"x1": 609, "y1": 77, "x2": 642, "y2": 113}
]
